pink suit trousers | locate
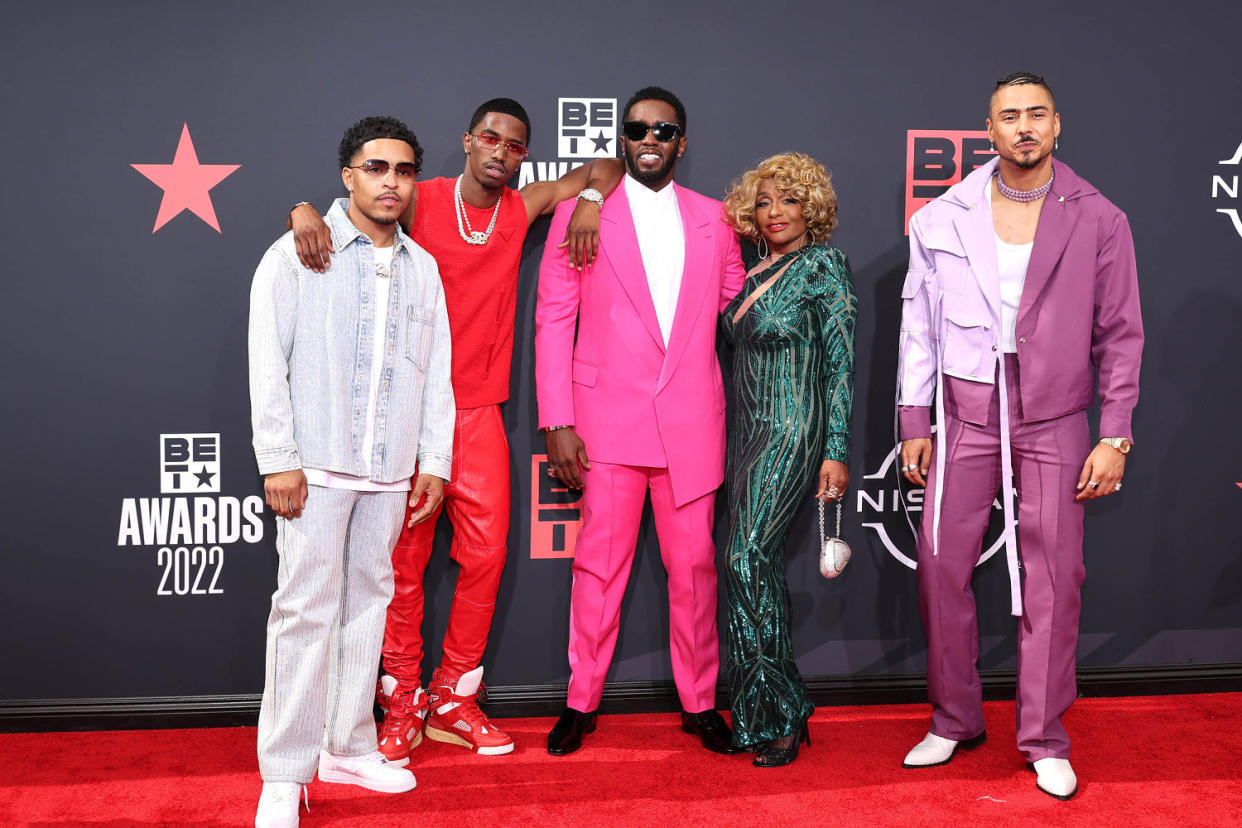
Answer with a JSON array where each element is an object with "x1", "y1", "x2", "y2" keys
[{"x1": 566, "y1": 460, "x2": 719, "y2": 714}]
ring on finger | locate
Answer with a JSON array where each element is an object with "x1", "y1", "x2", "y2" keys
[
  {"x1": 1113, "y1": 482, "x2": 1122, "y2": 491},
  {"x1": 1089, "y1": 480, "x2": 1100, "y2": 489}
]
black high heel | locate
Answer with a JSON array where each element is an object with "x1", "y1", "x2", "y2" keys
[{"x1": 753, "y1": 721, "x2": 810, "y2": 768}]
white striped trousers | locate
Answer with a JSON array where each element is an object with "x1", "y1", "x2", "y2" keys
[{"x1": 257, "y1": 485, "x2": 405, "y2": 782}]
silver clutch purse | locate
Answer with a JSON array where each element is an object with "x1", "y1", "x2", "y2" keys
[{"x1": 818, "y1": 498, "x2": 851, "y2": 579}]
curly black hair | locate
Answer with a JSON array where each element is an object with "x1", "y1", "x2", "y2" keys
[{"x1": 338, "y1": 116, "x2": 423, "y2": 174}]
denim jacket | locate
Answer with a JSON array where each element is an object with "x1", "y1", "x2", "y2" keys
[{"x1": 249, "y1": 198, "x2": 454, "y2": 483}]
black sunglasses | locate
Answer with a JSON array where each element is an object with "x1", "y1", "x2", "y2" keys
[{"x1": 621, "y1": 121, "x2": 682, "y2": 142}]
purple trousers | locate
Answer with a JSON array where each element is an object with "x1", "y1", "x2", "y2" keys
[{"x1": 918, "y1": 355, "x2": 1088, "y2": 761}]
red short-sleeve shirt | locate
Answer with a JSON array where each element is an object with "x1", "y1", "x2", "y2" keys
[{"x1": 411, "y1": 177, "x2": 529, "y2": 409}]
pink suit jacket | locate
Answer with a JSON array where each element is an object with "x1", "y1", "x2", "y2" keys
[{"x1": 535, "y1": 180, "x2": 745, "y2": 507}]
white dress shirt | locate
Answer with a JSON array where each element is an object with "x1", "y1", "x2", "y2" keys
[{"x1": 625, "y1": 174, "x2": 685, "y2": 345}]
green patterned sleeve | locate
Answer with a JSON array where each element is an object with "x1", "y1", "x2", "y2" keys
[{"x1": 809, "y1": 247, "x2": 858, "y2": 463}]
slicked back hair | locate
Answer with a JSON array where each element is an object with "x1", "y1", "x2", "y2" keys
[
  {"x1": 623, "y1": 86, "x2": 686, "y2": 132},
  {"x1": 468, "y1": 98, "x2": 532, "y2": 145},
  {"x1": 338, "y1": 115, "x2": 423, "y2": 174}
]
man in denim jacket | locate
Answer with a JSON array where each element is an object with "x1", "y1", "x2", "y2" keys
[{"x1": 248, "y1": 116, "x2": 454, "y2": 828}]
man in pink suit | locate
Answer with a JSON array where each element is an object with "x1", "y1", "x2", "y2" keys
[
  {"x1": 535, "y1": 87, "x2": 746, "y2": 755},
  {"x1": 896, "y1": 73, "x2": 1143, "y2": 800}
]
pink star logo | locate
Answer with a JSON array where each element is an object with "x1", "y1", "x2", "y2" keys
[{"x1": 132, "y1": 124, "x2": 240, "y2": 233}]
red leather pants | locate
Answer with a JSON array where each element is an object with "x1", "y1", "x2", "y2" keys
[{"x1": 382, "y1": 405, "x2": 510, "y2": 685}]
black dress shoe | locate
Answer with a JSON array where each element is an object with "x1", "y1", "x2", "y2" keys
[
  {"x1": 547, "y1": 707, "x2": 597, "y2": 755},
  {"x1": 680, "y1": 709, "x2": 741, "y2": 755}
]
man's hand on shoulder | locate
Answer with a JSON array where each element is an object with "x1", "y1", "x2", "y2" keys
[
  {"x1": 290, "y1": 204, "x2": 334, "y2": 272},
  {"x1": 407, "y1": 473, "x2": 445, "y2": 527},
  {"x1": 264, "y1": 469, "x2": 308, "y2": 518}
]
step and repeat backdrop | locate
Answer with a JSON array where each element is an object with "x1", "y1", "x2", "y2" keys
[{"x1": 2, "y1": 1, "x2": 1240, "y2": 704}]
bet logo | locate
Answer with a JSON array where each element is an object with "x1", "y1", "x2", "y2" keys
[
  {"x1": 529, "y1": 454, "x2": 582, "y2": 559},
  {"x1": 161, "y1": 433, "x2": 220, "y2": 494},
  {"x1": 558, "y1": 98, "x2": 617, "y2": 160},
  {"x1": 904, "y1": 130, "x2": 996, "y2": 232}
]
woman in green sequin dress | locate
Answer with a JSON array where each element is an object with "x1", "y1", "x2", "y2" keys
[{"x1": 720, "y1": 152, "x2": 857, "y2": 766}]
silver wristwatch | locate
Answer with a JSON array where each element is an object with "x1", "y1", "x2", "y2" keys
[{"x1": 577, "y1": 188, "x2": 604, "y2": 208}]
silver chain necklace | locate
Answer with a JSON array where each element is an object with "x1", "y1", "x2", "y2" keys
[{"x1": 454, "y1": 174, "x2": 502, "y2": 245}]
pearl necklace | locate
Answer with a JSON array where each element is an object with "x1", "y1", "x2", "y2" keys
[
  {"x1": 454, "y1": 175, "x2": 502, "y2": 245},
  {"x1": 994, "y1": 168, "x2": 1054, "y2": 203}
]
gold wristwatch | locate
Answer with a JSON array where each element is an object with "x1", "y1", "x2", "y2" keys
[{"x1": 1099, "y1": 437, "x2": 1132, "y2": 455}]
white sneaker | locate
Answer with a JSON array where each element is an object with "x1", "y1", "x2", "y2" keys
[
  {"x1": 255, "y1": 782, "x2": 305, "y2": 828},
  {"x1": 1032, "y1": 757, "x2": 1078, "y2": 800},
  {"x1": 902, "y1": 730, "x2": 987, "y2": 768},
  {"x1": 318, "y1": 750, "x2": 417, "y2": 793}
]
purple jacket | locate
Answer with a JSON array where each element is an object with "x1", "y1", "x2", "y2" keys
[{"x1": 898, "y1": 157, "x2": 1143, "y2": 441}]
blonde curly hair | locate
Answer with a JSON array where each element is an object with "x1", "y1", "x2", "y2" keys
[{"x1": 723, "y1": 152, "x2": 838, "y2": 244}]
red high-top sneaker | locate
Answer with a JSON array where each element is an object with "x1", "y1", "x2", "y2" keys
[
  {"x1": 424, "y1": 666, "x2": 514, "y2": 755},
  {"x1": 375, "y1": 675, "x2": 429, "y2": 767}
]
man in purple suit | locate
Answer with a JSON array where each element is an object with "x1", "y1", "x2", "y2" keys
[{"x1": 895, "y1": 72, "x2": 1143, "y2": 800}]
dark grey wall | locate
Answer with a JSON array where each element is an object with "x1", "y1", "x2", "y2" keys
[{"x1": 3, "y1": 1, "x2": 1240, "y2": 701}]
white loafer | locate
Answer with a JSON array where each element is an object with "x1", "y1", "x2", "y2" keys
[
  {"x1": 1032, "y1": 757, "x2": 1078, "y2": 800},
  {"x1": 902, "y1": 730, "x2": 987, "y2": 768}
]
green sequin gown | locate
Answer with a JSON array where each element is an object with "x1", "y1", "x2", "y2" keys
[{"x1": 720, "y1": 243, "x2": 857, "y2": 747}]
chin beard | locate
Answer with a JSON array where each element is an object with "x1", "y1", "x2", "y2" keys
[
  {"x1": 1010, "y1": 146, "x2": 1047, "y2": 169},
  {"x1": 625, "y1": 151, "x2": 675, "y2": 185}
]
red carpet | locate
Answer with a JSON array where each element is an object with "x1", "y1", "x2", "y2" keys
[{"x1": 2, "y1": 693, "x2": 1239, "y2": 827}]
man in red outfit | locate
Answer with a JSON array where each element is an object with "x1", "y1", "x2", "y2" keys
[{"x1": 291, "y1": 98, "x2": 618, "y2": 762}]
